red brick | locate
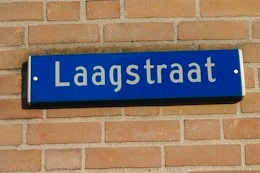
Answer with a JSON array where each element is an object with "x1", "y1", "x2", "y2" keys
[
  {"x1": 27, "y1": 122, "x2": 101, "y2": 144},
  {"x1": 178, "y1": 21, "x2": 248, "y2": 40},
  {"x1": 165, "y1": 145, "x2": 241, "y2": 166},
  {"x1": 239, "y1": 44, "x2": 260, "y2": 63},
  {"x1": 0, "y1": 124, "x2": 22, "y2": 146},
  {"x1": 0, "y1": 99, "x2": 42, "y2": 119},
  {"x1": 0, "y1": 50, "x2": 27, "y2": 70},
  {"x1": 125, "y1": 106, "x2": 160, "y2": 116},
  {"x1": 87, "y1": 1, "x2": 120, "y2": 19},
  {"x1": 246, "y1": 144, "x2": 260, "y2": 165},
  {"x1": 106, "y1": 121, "x2": 180, "y2": 142},
  {"x1": 47, "y1": 107, "x2": 120, "y2": 118},
  {"x1": 47, "y1": 2, "x2": 80, "y2": 21},
  {"x1": 224, "y1": 118, "x2": 260, "y2": 139},
  {"x1": 86, "y1": 147, "x2": 161, "y2": 168},
  {"x1": 241, "y1": 93, "x2": 260, "y2": 113},
  {"x1": 245, "y1": 67, "x2": 255, "y2": 88},
  {"x1": 0, "y1": 150, "x2": 41, "y2": 171},
  {"x1": 125, "y1": 0, "x2": 195, "y2": 18},
  {"x1": 46, "y1": 149, "x2": 81, "y2": 170},
  {"x1": 29, "y1": 24, "x2": 100, "y2": 45},
  {"x1": 0, "y1": 27, "x2": 24, "y2": 47},
  {"x1": 200, "y1": 0, "x2": 260, "y2": 17},
  {"x1": 0, "y1": 74, "x2": 21, "y2": 95},
  {"x1": 0, "y1": 49, "x2": 46, "y2": 70},
  {"x1": 163, "y1": 104, "x2": 236, "y2": 115},
  {"x1": 253, "y1": 21, "x2": 260, "y2": 39},
  {"x1": 0, "y1": 2, "x2": 43, "y2": 21},
  {"x1": 104, "y1": 22, "x2": 174, "y2": 42},
  {"x1": 185, "y1": 119, "x2": 220, "y2": 140}
]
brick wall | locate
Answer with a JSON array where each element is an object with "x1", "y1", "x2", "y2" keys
[{"x1": 0, "y1": 0, "x2": 259, "y2": 172}]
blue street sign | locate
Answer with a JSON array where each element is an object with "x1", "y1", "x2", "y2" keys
[{"x1": 27, "y1": 49, "x2": 245, "y2": 105}]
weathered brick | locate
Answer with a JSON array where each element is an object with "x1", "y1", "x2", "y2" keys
[
  {"x1": 0, "y1": 150, "x2": 41, "y2": 171},
  {"x1": 46, "y1": 149, "x2": 81, "y2": 170},
  {"x1": 125, "y1": 106, "x2": 160, "y2": 116},
  {"x1": 0, "y1": 49, "x2": 46, "y2": 70},
  {"x1": 86, "y1": 147, "x2": 161, "y2": 168},
  {"x1": 0, "y1": 27, "x2": 24, "y2": 47},
  {"x1": 27, "y1": 122, "x2": 101, "y2": 144},
  {"x1": 0, "y1": 124, "x2": 22, "y2": 146},
  {"x1": 33, "y1": 42, "x2": 195, "y2": 55},
  {"x1": 241, "y1": 93, "x2": 260, "y2": 113},
  {"x1": 29, "y1": 24, "x2": 100, "y2": 45},
  {"x1": 253, "y1": 21, "x2": 260, "y2": 39},
  {"x1": 165, "y1": 145, "x2": 241, "y2": 166},
  {"x1": 0, "y1": 74, "x2": 21, "y2": 95},
  {"x1": 163, "y1": 104, "x2": 236, "y2": 115},
  {"x1": 224, "y1": 118, "x2": 260, "y2": 139},
  {"x1": 47, "y1": 2, "x2": 80, "y2": 21},
  {"x1": 104, "y1": 22, "x2": 174, "y2": 42},
  {"x1": 0, "y1": 99, "x2": 42, "y2": 119},
  {"x1": 239, "y1": 44, "x2": 260, "y2": 63},
  {"x1": 178, "y1": 21, "x2": 248, "y2": 40},
  {"x1": 199, "y1": 44, "x2": 236, "y2": 50},
  {"x1": 0, "y1": 2, "x2": 43, "y2": 21},
  {"x1": 185, "y1": 119, "x2": 220, "y2": 140},
  {"x1": 47, "y1": 107, "x2": 120, "y2": 118},
  {"x1": 190, "y1": 171, "x2": 260, "y2": 173},
  {"x1": 245, "y1": 67, "x2": 255, "y2": 88},
  {"x1": 259, "y1": 69, "x2": 260, "y2": 87},
  {"x1": 121, "y1": 44, "x2": 198, "y2": 52},
  {"x1": 246, "y1": 144, "x2": 260, "y2": 165},
  {"x1": 87, "y1": 1, "x2": 120, "y2": 19},
  {"x1": 125, "y1": 0, "x2": 195, "y2": 18},
  {"x1": 200, "y1": 0, "x2": 260, "y2": 17},
  {"x1": 0, "y1": 45, "x2": 192, "y2": 70},
  {"x1": 106, "y1": 121, "x2": 180, "y2": 142}
]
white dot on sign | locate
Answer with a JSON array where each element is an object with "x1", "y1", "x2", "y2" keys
[
  {"x1": 234, "y1": 69, "x2": 239, "y2": 74},
  {"x1": 33, "y1": 76, "x2": 38, "y2": 81}
]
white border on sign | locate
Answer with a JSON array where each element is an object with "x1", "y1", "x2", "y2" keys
[
  {"x1": 239, "y1": 49, "x2": 246, "y2": 97},
  {"x1": 27, "y1": 56, "x2": 31, "y2": 104}
]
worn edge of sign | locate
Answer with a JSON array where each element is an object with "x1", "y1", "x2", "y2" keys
[
  {"x1": 239, "y1": 49, "x2": 246, "y2": 97},
  {"x1": 27, "y1": 56, "x2": 31, "y2": 104}
]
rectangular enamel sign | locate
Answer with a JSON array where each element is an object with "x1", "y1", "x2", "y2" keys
[{"x1": 28, "y1": 49, "x2": 245, "y2": 105}]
